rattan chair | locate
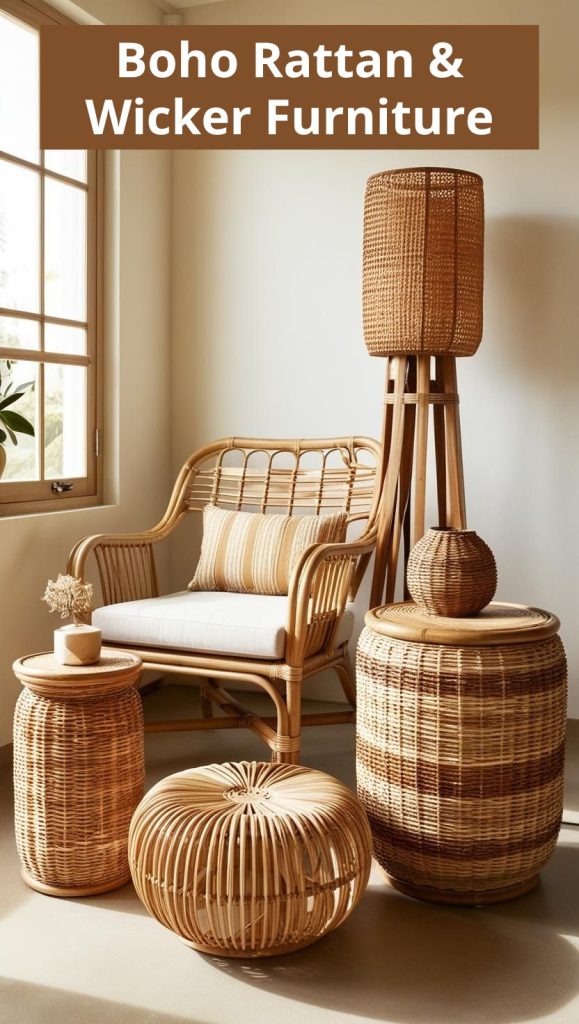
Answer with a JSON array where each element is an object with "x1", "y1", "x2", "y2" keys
[{"x1": 68, "y1": 437, "x2": 381, "y2": 763}]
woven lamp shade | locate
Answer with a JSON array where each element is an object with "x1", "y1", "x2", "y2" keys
[{"x1": 363, "y1": 167, "x2": 484, "y2": 356}]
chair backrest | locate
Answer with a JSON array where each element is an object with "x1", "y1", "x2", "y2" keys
[{"x1": 178, "y1": 437, "x2": 382, "y2": 531}]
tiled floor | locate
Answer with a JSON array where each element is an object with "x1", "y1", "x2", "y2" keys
[{"x1": 1, "y1": 686, "x2": 578, "y2": 1024}]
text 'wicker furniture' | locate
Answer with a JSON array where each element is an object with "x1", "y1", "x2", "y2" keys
[
  {"x1": 13, "y1": 651, "x2": 143, "y2": 897},
  {"x1": 129, "y1": 761, "x2": 372, "y2": 957},
  {"x1": 69, "y1": 437, "x2": 381, "y2": 764},
  {"x1": 356, "y1": 602, "x2": 567, "y2": 905}
]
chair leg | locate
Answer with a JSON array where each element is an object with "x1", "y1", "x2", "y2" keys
[
  {"x1": 283, "y1": 675, "x2": 303, "y2": 766},
  {"x1": 137, "y1": 675, "x2": 165, "y2": 697},
  {"x1": 200, "y1": 681, "x2": 214, "y2": 719},
  {"x1": 335, "y1": 651, "x2": 356, "y2": 708}
]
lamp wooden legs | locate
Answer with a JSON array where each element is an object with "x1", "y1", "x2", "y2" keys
[{"x1": 370, "y1": 355, "x2": 467, "y2": 608}]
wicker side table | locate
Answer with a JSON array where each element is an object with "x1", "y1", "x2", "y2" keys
[
  {"x1": 13, "y1": 651, "x2": 144, "y2": 897},
  {"x1": 356, "y1": 602, "x2": 567, "y2": 905}
]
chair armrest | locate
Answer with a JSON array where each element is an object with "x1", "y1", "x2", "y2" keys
[
  {"x1": 285, "y1": 532, "x2": 377, "y2": 665},
  {"x1": 68, "y1": 525, "x2": 169, "y2": 606}
]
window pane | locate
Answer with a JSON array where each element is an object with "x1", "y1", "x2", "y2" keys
[
  {"x1": 45, "y1": 323, "x2": 86, "y2": 356},
  {"x1": 0, "y1": 359, "x2": 38, "y2": 481},
  {"x1": 45, "y1": 363, "x2": 86, "y2": 478},
  {"x1": 0, "y1": 13, "x2": 39, "y2": 163},
  {"x1": 44, "y1": 179, "x2": 86, "y2": 322},
  {"x1": 0, "y1": 316, "x2": 39, "y2": 350},
  {"x1": 0, "y1": 160, "x2": 40, "y2": 312},
  {"x1": 45, "y1": 151, "x2": 87, "y2": 184}
]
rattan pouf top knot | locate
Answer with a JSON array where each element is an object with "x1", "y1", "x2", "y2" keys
[{"x1": 129, "y1": 761, "x2": 372, "y2": 958}]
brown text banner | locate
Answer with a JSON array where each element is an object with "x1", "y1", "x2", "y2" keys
[{"x1": 39, "y1": 25, "x2": 539, "y2": 150}]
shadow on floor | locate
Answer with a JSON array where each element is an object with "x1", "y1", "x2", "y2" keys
[
  {"x1": 0, "y1": 978, "x2": 205, "y2": 1024},
  {"x1": 484, "y1": 839, "x2": 579, "y2": 938},
  {"x1": 70, "y1": 880, "x2": 150, "y2": 918},
  {"x1": 205, "y1": 883, "x2": 579, "y2": 1024}
]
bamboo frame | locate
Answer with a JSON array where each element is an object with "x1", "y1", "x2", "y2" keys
[
  {"x1": 68, "y1": 436, "x2": 381, "y2": 764},
  {"x1": 370, "y1": 354, "x2": 466, "y2": 608}
]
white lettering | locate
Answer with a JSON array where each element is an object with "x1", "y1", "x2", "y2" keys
[
  {"x1": 150, "y1": 50, "x2": 175, "y2": 78},
  {"x1": 85, "y1": 98, "x2": 133, "y2": 134},
  {"x1": 212, "y1": 49, "x2": 237, "y2": 78},
  {"x1": 256, "y1": 43, "x2": 282, "y2": 77},
  {"x1": 386, "y1": 49, "x2": 412, "y2": 78},
  {"x1": 149, "y1": 107, "x2": 171, "y2": 134},
  {"x1": 468, "y1": 107, "x2": 493, "y2": 134},
  {"x1": 118, "y1": 43, "x2": 145, "y2": 78},
  {"x1": 268, "y1": 98, "x2": 290, "y2": 131}
]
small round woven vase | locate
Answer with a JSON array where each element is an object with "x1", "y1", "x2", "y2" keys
[
  {"x1": 407, "y1": 528, "x2": 497, "y2": 617},
  {"x1": 129, "y1": 761, "x2": 372, "y2": 958}
]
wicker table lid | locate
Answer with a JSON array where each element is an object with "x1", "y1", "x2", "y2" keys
[
  {"x1": 13, "y1": 650, "x2": 142, "y2": 698},
  {"x1": 365, "y1": 602, "x2": 560, "y2": 647}
]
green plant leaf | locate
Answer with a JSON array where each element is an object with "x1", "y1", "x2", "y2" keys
[
  {"x1": 2, "y1": 422, "x2": 17, "y2": 445},
  {"x1": 0, "y1": 392, "x2": 25, "y2": 412},
  {"x1": 0, "y1": 410, "x2": 35, "y2": 436},
  {"x1": 0, "y1": 429, "x2": 6, "y2": 444}
]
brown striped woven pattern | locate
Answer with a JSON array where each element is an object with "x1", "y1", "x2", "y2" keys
[
  {"x1": 363, "y1": 167, "x2": 484, "y2": 357},
  {"x1": 407, "y1": 527, "x2": 497, "y2": 617},
  {"x1": 129, "y1": 761, "x2": 372, "y2": 957},
  {"x1": 189, "y1": 503, "x2": 347, "y2": 596},
  {"x1": 356, "y1": 624, "x2": 567, "y2": 903}
]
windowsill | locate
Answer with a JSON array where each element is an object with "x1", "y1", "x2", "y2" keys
[{"x1": 0, "y1": 500, "x2": 116, "y2": 522}]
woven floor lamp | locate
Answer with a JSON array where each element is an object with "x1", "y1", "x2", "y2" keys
[{"x1": 363, "y1": 167, "x2": 484, "y2": 606}]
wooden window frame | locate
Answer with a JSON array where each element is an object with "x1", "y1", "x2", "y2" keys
[{"x1": 0, "y1": 0, "x2": 103, "y2": 516}]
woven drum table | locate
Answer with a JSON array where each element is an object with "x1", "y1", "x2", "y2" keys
[
  {"x1": 129, "y1": 761, "x2": 371, "y2": 957},
  {"x1": 13, "y1": 651, "x2": 144, "y2": 897},
  {"x1": 356, "y1": 603, "x2": 567, "y2": 905}
]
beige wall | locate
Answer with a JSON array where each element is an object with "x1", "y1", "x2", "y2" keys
[
  {"x1": 172, "y1": 0, "x2": 579, "y2": 712},
  {"x1": 3, "y1": 0, "x2": 578, "y2": 741},
  {"x1": 0, "y1": 0, "x2": 172, "y2": 746}
]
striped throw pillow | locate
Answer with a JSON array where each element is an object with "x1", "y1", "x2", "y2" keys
[{"x1": 189, "y1": 504, "x2": 348, "y2": 596}]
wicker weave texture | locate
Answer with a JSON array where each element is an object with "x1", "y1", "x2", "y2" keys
[
  {"x1": 363, "y1": 167, "x2": 484, "y2": 357},
  {"x1": 129, "y1": 761, "x2": 371, "y2": 957},
  {"x1": 356, "y1": 626, "x2": 567, "y2": 903},
  {"x1": 14, "y1": 683, "x2": 144, "y2": 894},
  {"x1": 407, "y1": 528, "x2": 497, "y2": 617}
]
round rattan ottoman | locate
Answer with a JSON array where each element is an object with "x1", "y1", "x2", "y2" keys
[
  {"x1": 129, "y1": 761, "x2": 372, "y2": 957},
  {"x1": 13, "y1": 651, "x2": 144, "y2": 897},
  {"x1": 356, "y1": 603, "x2": 567, "y2": 905}
]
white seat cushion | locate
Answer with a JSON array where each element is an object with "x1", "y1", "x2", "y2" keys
[{"x1": 93, "y1": 591, "x2": 354, "y2": 661}]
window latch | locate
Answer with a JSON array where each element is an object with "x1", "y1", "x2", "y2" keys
[{"x1": 52, "y1": 481, "x2": 74, "y2": 494}]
